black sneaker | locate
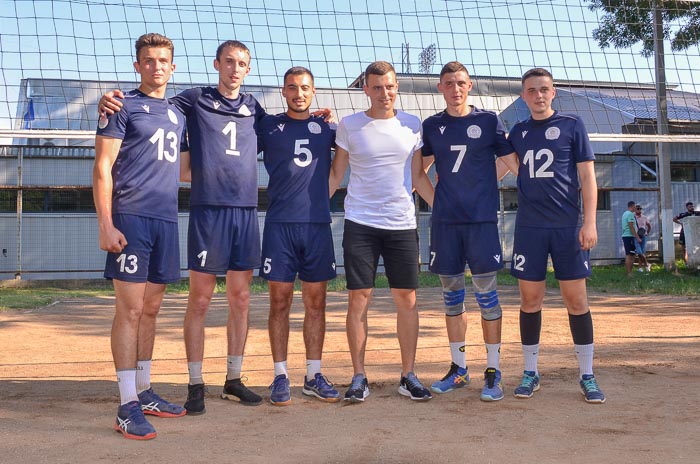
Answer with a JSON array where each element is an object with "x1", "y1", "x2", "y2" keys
[
  {"x1": 221, "y1": 377, "x2": 263, "y2": 406},
  {"x1": 398, "y1": 372, "x2": 432, "y2": 401},
  {"x1": 343, "y1": 374, "x2": 369, "y2": 403},
  {"x1": 184, "y1": 383, "x2": 207, "y2": 415}
]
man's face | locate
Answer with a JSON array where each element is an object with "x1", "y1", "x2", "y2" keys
[
  {"x1": 134, "y1": 47, "x2": 175, "y2": 88},
  {"x1": 521, "y1": 75, "x2": 556, "y2": 118},
  {"x1": 438, "y1": 71, "x2": 472, "y2": 108},
  {"x1": 364, "y1": 72, "x2": 398, "y2": 112},
  {"x1": 688, "y1": 203, "x2": 695, "y2": 212},
  {"x1": 282, "y1": 72, "x2": 315, "y2": 114},
  {"x1": 635, "y1": 206, "x2": 643, "y2": 216},
  {"x1": 214, "y1": 46, "x2": 251, "y2": 93}
]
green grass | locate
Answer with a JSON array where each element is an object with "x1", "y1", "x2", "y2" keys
[{"x1": 1, "y1": 261, "x2": 698, "y2": 310}]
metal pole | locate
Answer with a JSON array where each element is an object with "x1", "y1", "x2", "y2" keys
[
  {"x1": 16, "y1": 147, "x2": 23, "y2": 279},
  {"x1": 653, "y1": 3, "x2": 675, "y2": 271}
]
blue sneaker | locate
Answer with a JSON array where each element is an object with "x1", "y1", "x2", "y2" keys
[
  {"x1": 303, "y1": 373, "x2": 340, "y2": 403},
  {"x1": 580, "y1": 374, "x2": 606, "y2": 404},
  {"x1": 399, "y1": 372, "x2": 432, "y2": 401},
  {"x1": 431, "y1": 362, "x2": 470, "y2": 394},
  {"x1": 114, "y1": 400, "x2": 156, "y2": 440},
  {"x1": 480, "y1": 368, "x2": 504, "y2": 402},
  {"x1": 513, "y1": 370, "x2": 540, "y2": 399},
  {"x1": 343, "y1": 374, "x2": 370, "y2": 403},
  {"x1": 269, "y1": 374, "x2": 291, "y2": 406},
  {"x1": 138, "y1": 388, "x2": 186, "y2": 418}
]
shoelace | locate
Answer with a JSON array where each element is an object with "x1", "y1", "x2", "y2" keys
[
  {"x1": 126, "y1": 402, "x2": 150, "y2": 425},
  {"x1": 581, "y1": 377, "x2": 600, "y2": 392},
  {"x1": 188, "y1": 384, "x2": 207, "y2": 400},
  {"x1": 404, "y1": 374, "x2": 424, "y2": 391},
  {"x1": 485, "y1": 371, "x2": 496, "y2": 389},
  {"x1": 316, "y1": 374, "x2": 333, "y2": 389},
  {"x1": 520, "y1": 375, "x2": 537, "y2": 389},
  {"x1": 271, "y1": 375, "x2": 288, "y2": 391},
  {"x1": 349, "y1": 376, "x2": 366, "y2": 391}
]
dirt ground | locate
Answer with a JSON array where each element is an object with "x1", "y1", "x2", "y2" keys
[{"x1": 0, "y1": 286, "x2": 698, "y2": 463}]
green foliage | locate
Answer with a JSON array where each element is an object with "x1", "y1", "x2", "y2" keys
[
  {"x1": 1, "y1": 263, "x2": 698, "y2": 311},
  {"x1": 587, "y1": 0, "x2": 700, "y2": 56}
]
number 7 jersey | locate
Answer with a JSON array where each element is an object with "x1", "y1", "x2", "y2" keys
[{"x1": 507, "y1": 111, "x2": 595, "y2": 228}]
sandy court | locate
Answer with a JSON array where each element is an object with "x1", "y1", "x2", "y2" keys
[{"x1": 0, "y1": 286, "x2": 699, "y2": 463}]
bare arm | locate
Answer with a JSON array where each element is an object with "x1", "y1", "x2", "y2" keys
[
  {"x1": 329, "y1": 146, "x2": 349, "y2": 198},
  {"x1": 577, "y1": 160, "x2": 597, "y2": 250},
  {"x1": 93, "y1": 135, "x2": 127, "y2": 253},
  {"x1": 496, "y1": 152, "x2": 519, "y2": 180},
  {"x1": 412, "y1": 149, "x2": 434, "y2": 208},
  {"x1": 180, "y1": 150, "x2": 192, "y2": 183},
  {"x1": 98, "y1": 89, "x2": 125, "y2": 116}
]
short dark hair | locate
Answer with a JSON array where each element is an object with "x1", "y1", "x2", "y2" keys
[
  {"x1": 364, "y1": 61, "x2": 395, "y2": 79},
  {"x1": 687, "y1": 201, "x2": 694, "y2": 206},
  {"x1": 283, "y1": 66, "x2": 314, "y2": 85},
  {"x1": 628, "y1": 201, "x2": 637, "y2": 207},
  {"x1": 521, "y1": 67, "x2": 553, "y2": 86},
  {"x1": 636, "y1": 205, "x2": 642, "y2": 209},
  {"x1": 439, "y1": 61, "x2": 469, "y2": 78},
  {"x1": 216, "y1": 40, "x2": 251, "y2": 62},
  {"x1": 135, "y1": 33, "x2": 174, "y2": 62}
]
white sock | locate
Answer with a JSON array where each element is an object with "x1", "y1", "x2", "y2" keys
[
  {"x1": 574, "y1": 343, "x2": 594, "y2": 378},
  {"x1": 522, "y1": 344, "x2": 540, "y2": 374},
  {"x1": 450, "y1": 341, "x2": 466, "y2": 369},
  {"x1": 135, "y1": 359, "x2": 151, "y2": 393},
  {"x1": 274, "y1": 361, "x2": 288, "y2": 378},
  {"x1": 306, "y1": 359, "x2": 321, "y2": 379},
  {"x1": 116, "y1": 369, "x2": 138, "y2": 405},
  {"x1": 226, "y1": 355, "x2": 243, "y2": 380},
  {"x1": 485, "y1": 343, "x2": 501, "y2": 371},
  {"x1": 188, "y1": 361, "x2": 203, "y2": 385}
]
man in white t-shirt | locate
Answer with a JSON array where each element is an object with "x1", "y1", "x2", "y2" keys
[{"x1": 330, "y1": 61, "x2": 435, "y2": 403}]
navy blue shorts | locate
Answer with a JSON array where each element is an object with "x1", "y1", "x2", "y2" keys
[
  {"x1": 260, "y1": 222, "x2": 336, "y2": 283},
  {"x1": 342, "y1": 220, "x2": 419, "y2": 290},
  {"x1": 622, "y1": 236, "x2": 637, "y2": 256},
  {"x1": 429, "y1": 222, "x2": 504, "y2": 275},
  {"x1": 104, "y1": 214, "x2": 180, "y2": 284},
  {"x1": 510, "y1": 225, "x2": 591, "y2": 281},
  {"x1": 187, "y1": 206, "x2": 261, "y2": 274}
]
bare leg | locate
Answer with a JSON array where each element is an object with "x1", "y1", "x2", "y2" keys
[
  {"x1": 268, "y1": 281, "x2": 294, "y2": 363},
  {"x1": 183, "y1": 270, "x2": 216, "y2": 363},
  {"x1": 392, "y1": 288, "x2": 418, "y2": 376},
  {"x1": 302, "y1": 281, "x2": 328, "y2": 361},
  {"x1": 346, "y1": 288, "x2": 372, "y2": 375}
]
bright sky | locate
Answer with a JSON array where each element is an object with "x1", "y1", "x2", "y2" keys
[{"x1": 1, "y1": 0, "x2": 699, "y2": 130}]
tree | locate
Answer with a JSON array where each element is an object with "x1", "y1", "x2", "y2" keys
[{"x1": 587, "y1": 1, "x2": 700, "y2": 57}]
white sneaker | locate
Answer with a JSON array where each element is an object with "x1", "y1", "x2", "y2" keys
[
  {"x1": 646, "y1": 264, "x2": 652, "y2": 272},
  {"x1": 637, "y1": 267, "x2": 644, "y2": 273}
]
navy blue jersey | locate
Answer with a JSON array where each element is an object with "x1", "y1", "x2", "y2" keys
[
  {"x1": 96, "y1": 89, "x2": 185, "y2": 222},
  {"x1": 508, "y1": 111, "x2": 595, "y2": 228},
  {"x1": 258, "y1": 114, "x2": 335, "y2": 223},
  {"x1": 170, "y1": 87, "x2": 265, "y2": 207},
  {"x1": 422, "y1": 107, "x2": 513, "y2": 224}
]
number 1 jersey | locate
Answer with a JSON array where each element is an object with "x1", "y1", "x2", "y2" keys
[{"x1": 171, "y1": 87, "x2": 265, "y2": 207}]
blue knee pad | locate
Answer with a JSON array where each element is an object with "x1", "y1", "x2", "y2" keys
[
  {"x1": 440, "y1": 274, "x2": 466, "y2": 316},
  {"x1": 472, "y1": 272, "x2": 502, "y2": 321}
]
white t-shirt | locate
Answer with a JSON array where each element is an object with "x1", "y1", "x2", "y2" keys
[{"x1": 336, "y1": 110, "x2": 423, "y2": 229}]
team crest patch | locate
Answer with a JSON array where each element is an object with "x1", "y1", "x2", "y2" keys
[
  {"x1": 545, "y1": 127, "x2": 560, "y2": 140},
  {"x1": 467, "y1": 125, "x2": 482, "y2": 139},
  {"x1": 238, "y1": 105, "x2": 252, "y2": 116},
  {"x1": 308, "y1": 121, "x2": 322, "y2": 134},
  {"x1": 167, "y1": 109, "x2": 179, "y2": 124}
]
